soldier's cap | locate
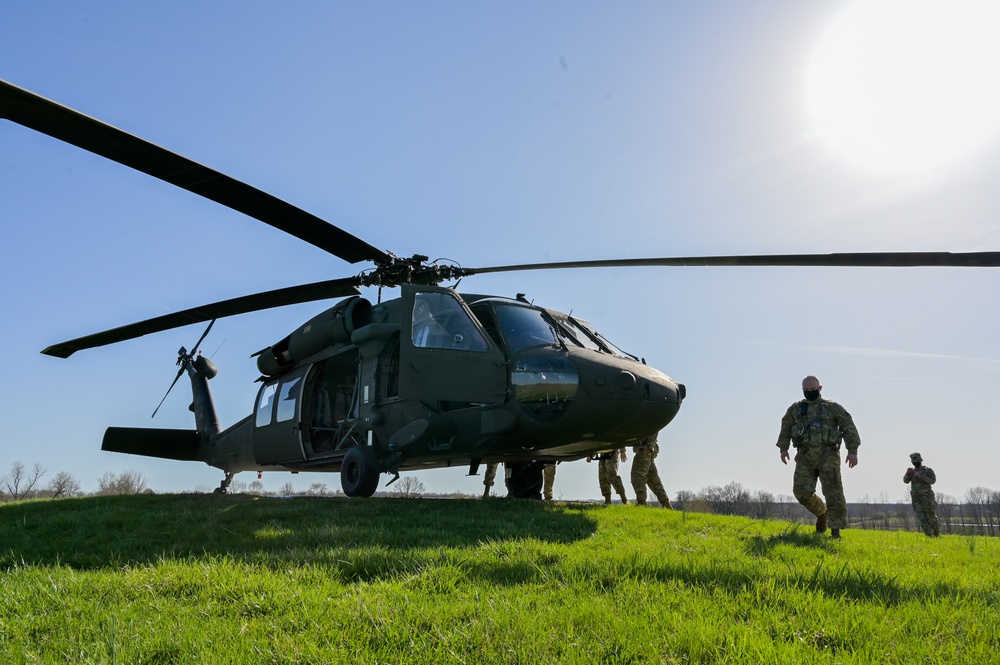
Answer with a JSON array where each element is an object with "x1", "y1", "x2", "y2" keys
[{"x1": 910, "y1": 452, "x2": 923, "y2": 461}]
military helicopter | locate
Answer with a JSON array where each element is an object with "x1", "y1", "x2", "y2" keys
[{"x1": 3, "y1": 78, "x2": 998, "y2": 499}]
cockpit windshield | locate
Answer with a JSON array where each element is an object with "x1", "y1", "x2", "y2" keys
[
  {"x1": 571, "y1": 316, "x2": 636, "y2": 359},
  {"x1": 548, "y1": 313, "x2": 603, "y2": 352},
  {"x1": 492, "y1": 304, "x2": 560, "y2": 353}
]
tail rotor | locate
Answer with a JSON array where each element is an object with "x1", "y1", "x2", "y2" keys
[{"x1": 151, "y1": 320, "x2": 216, "y2": 418}]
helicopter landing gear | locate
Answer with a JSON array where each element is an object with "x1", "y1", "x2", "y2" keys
[
  {"x1": 505, "y1": 461, "x2": 545, "y2": 500},
  {"x1": 213, "y1": 471, "x2": 235, "y2": 494},
  {"x1": 341, "y1": 445, "x2": 380, "y2": 498}
]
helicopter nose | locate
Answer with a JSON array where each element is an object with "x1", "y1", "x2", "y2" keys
[{"x1": 570, "y1": 354, "x2": 683, "y2": 437}]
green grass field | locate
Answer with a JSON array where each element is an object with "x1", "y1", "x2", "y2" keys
[{"x1": 2, "y1": 494, "x2": 998, "y2": 663}]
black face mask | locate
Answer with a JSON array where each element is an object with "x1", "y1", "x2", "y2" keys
[{"x1": 803, "y1": 389, "x2": 821, "y2": 401}]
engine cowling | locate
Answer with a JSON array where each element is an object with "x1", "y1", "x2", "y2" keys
[{"x1": 256, "y1": 297, "x2": 372, "y2": 376}]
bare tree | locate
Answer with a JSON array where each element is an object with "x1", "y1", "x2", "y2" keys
[
  {"x1": 1, "y1": 461, "x2": 47, "y2": 500},
  {"x1": 278, "y1": 481, "x2": 296, "y2": 496},
  {"x1": 47, "y1": 471, "x2": 82, "y2": 498},
  {"x1": 750, "y1": 490, "x2": 775, "y2": 519},
  {"x1": 393, "y1": 475, "x2": 425, "y2": 498},
  {"x1": 937, "y1": 493, "x2": 956, "y2": 535},
  {"x1": 96, "y1": 469, "x2": 148, "y2": 495},
  {"x1": 247, "y1": 480, "x2": 267, "y2": 496},
  {"x1": 700, "y1": 482, "x2": 752, "y2": 516},
  {"x1": 965, "y1": 486, "x2": 992, "y2": 536},
  {"x1": 306, "y1": 482, "x2": 330, "y2": 496},
  {"x1": 674, "y1": 489, "x2": 697, "y2": 511}
]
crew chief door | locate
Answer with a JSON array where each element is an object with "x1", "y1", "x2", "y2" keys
[{"x1": 399, "y1": 284, "x2": 508, "y2": 404}]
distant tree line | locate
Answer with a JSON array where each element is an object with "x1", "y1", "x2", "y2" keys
[
  {"x1": 0, "y1": 461, "x2": 429, "y2": 502},
  {"x1": 0, "y1": 461, "x2": 150, "y2": 501},
  {"x1": 674, "y1": 481, "x2": 1000, "y2": 537}
]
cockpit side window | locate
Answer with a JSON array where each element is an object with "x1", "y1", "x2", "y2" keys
[{"x1": 411, "y1": 291, "x2": 489, "y2": 351}]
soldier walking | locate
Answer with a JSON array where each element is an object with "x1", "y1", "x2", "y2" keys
[
  {"x1": 776, "y1": 375, "x2": 860, "y2": 539},
  {"x1": 630, "y1": 435, "x2": 672, "y2": 507},
  {"x1": 904, "y1": 452, "x2": 939, "y2": 537},
  {"x1": 588, "y1": 449, "x2": 630, "y2": 504}
]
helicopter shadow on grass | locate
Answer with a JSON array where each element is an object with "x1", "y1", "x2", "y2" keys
[{"x1": 0, "y1": 493, "x2": 598, "y2": 578}]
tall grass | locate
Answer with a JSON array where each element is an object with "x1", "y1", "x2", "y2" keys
[{"x1": 2, "y1": 494, "x2": 998, "y2": 663}]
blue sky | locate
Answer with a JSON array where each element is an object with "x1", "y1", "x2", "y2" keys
[{"x1": 2, "y1": 1, "x2": 999, "y2": 502}]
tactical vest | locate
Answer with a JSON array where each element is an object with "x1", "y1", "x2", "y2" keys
[{"x1": 790, "y1": 400, "x2": 844, "y2": 448}]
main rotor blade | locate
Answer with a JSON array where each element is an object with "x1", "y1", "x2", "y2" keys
[
  {"x1": 464, "y1": 252, "x2": 1000, "y2": 275},
  {"x1": 42, "y1": 279, "x2": 361, "y2": 358},
  {"x1": 0, "y1": 79, "x2": 390, "y2": 265}
]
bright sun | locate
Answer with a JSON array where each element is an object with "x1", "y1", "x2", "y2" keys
[{"x1": 806, "y1": 0, "x2": 1000, "y2": 173}]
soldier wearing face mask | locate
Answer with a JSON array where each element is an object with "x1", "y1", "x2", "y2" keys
[{"x1": 776, "y1": 375, "x2": 861, "y2": 539}]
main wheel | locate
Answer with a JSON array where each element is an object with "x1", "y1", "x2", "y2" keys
[
  {"x1": 341, "y1": 445, "x2": 380, "y2": 497},
  {"x1": 505, "y1": 461, "x2": 545, "y2": 500}
]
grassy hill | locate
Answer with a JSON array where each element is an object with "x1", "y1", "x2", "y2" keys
[{"x1": 2, "y1": 494, "x2": 998, "y2": 663}]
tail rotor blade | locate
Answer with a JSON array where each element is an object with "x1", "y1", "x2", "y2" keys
[
  {"x1": 191, "y1": 319, "x2": 216, "y2": 356},
  {"x1": 152, "y1": 367, "x2": 185, "y2": 419}
]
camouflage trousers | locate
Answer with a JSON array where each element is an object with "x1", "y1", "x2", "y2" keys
[
  {"x1": 483, "y1": 462, "x2": 503, "y2": 498},
  {"x1": 543, "y1": 464, "x2": 556, "y2": 501},
  {"x1": 598, "y1": 457, "x2": 628, "y2": 501},
  {"x1": 483, "y1": 462, "x2": 499, "y2": 489},
  {"x1": 631, "y1": 449, "x2": 670, "y2": 507},
  {"x1": 910, "y1": 489, "x2": 939, "y2": 536},
  {"x1": 792, "y1": 446, "x2": 847, "y2": 528}
]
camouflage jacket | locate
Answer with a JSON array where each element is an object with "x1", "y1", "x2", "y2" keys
[
  {"x1": 776, "y1": 398, "x2": 861, "y2": 453},
  {"x1": 632, "y1": 437, "x2": 659, "y2": 455},
  {"x1": 904, "y1": 465, "x2": 936, "y2": 491}
]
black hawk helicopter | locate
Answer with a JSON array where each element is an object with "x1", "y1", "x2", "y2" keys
[{"x1": 3, "y1": 78, "x2": 998, "y2": 498}]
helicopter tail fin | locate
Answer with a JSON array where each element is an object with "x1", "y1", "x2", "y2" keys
[{"x1": 102, "y1": 427, "x2": 204, "y2": 462}]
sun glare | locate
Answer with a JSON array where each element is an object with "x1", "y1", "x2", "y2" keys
[{"x1": 806, "y1": 0, "x2": 1000, "y2": 173}]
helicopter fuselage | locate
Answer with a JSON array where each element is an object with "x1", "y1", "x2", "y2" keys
[{"x1": 104, "y1": 283, "x2": 685, "y2": 496}]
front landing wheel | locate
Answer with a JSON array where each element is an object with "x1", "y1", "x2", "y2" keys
[{"x1": 341, "y1": 445, "x2": 380, "y2": 497}]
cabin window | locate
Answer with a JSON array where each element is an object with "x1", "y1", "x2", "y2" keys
[
  {"x1": 255, "y1": 383, "x2": 278, "y2": 427},
  {"x1": 276, "y1": 376, "x2": 302, "y2": 423},
  {"x1": 411, "y1": 291, "x2": 489, "y2": 351}
]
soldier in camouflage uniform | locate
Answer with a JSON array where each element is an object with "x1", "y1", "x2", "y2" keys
[
  {"x1": 588, "y1": 449, "x2": 630, "y2": 504},
  {"x1": 630, "y1": 436, "x2": 672, "y2": 507},
  {"x1": 543, "y1": 463, "x2": 556, "y2": 501},
  {"x1": 904, "y1": 452, "x2": 939, "y2": 537},
  {"x1": 776, "y1": 376, "x2": 860, "y2": 539}
]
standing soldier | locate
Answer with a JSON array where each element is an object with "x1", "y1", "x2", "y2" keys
[
  {"x1": 588, "y1": 449, "x2": 630, "y2": 504},
  {"x1": 904, "y1": 452, "x2": 939, "y2": 537},
  {"x1": 776, "y1": 375, "x2": 861, "y2": 539},
  {"x1": 630, "y1": 435, "x2": 672, "y2": 507},
  {"x1": 542, "y1": 463, "x2": 556, "y2": 501}
]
